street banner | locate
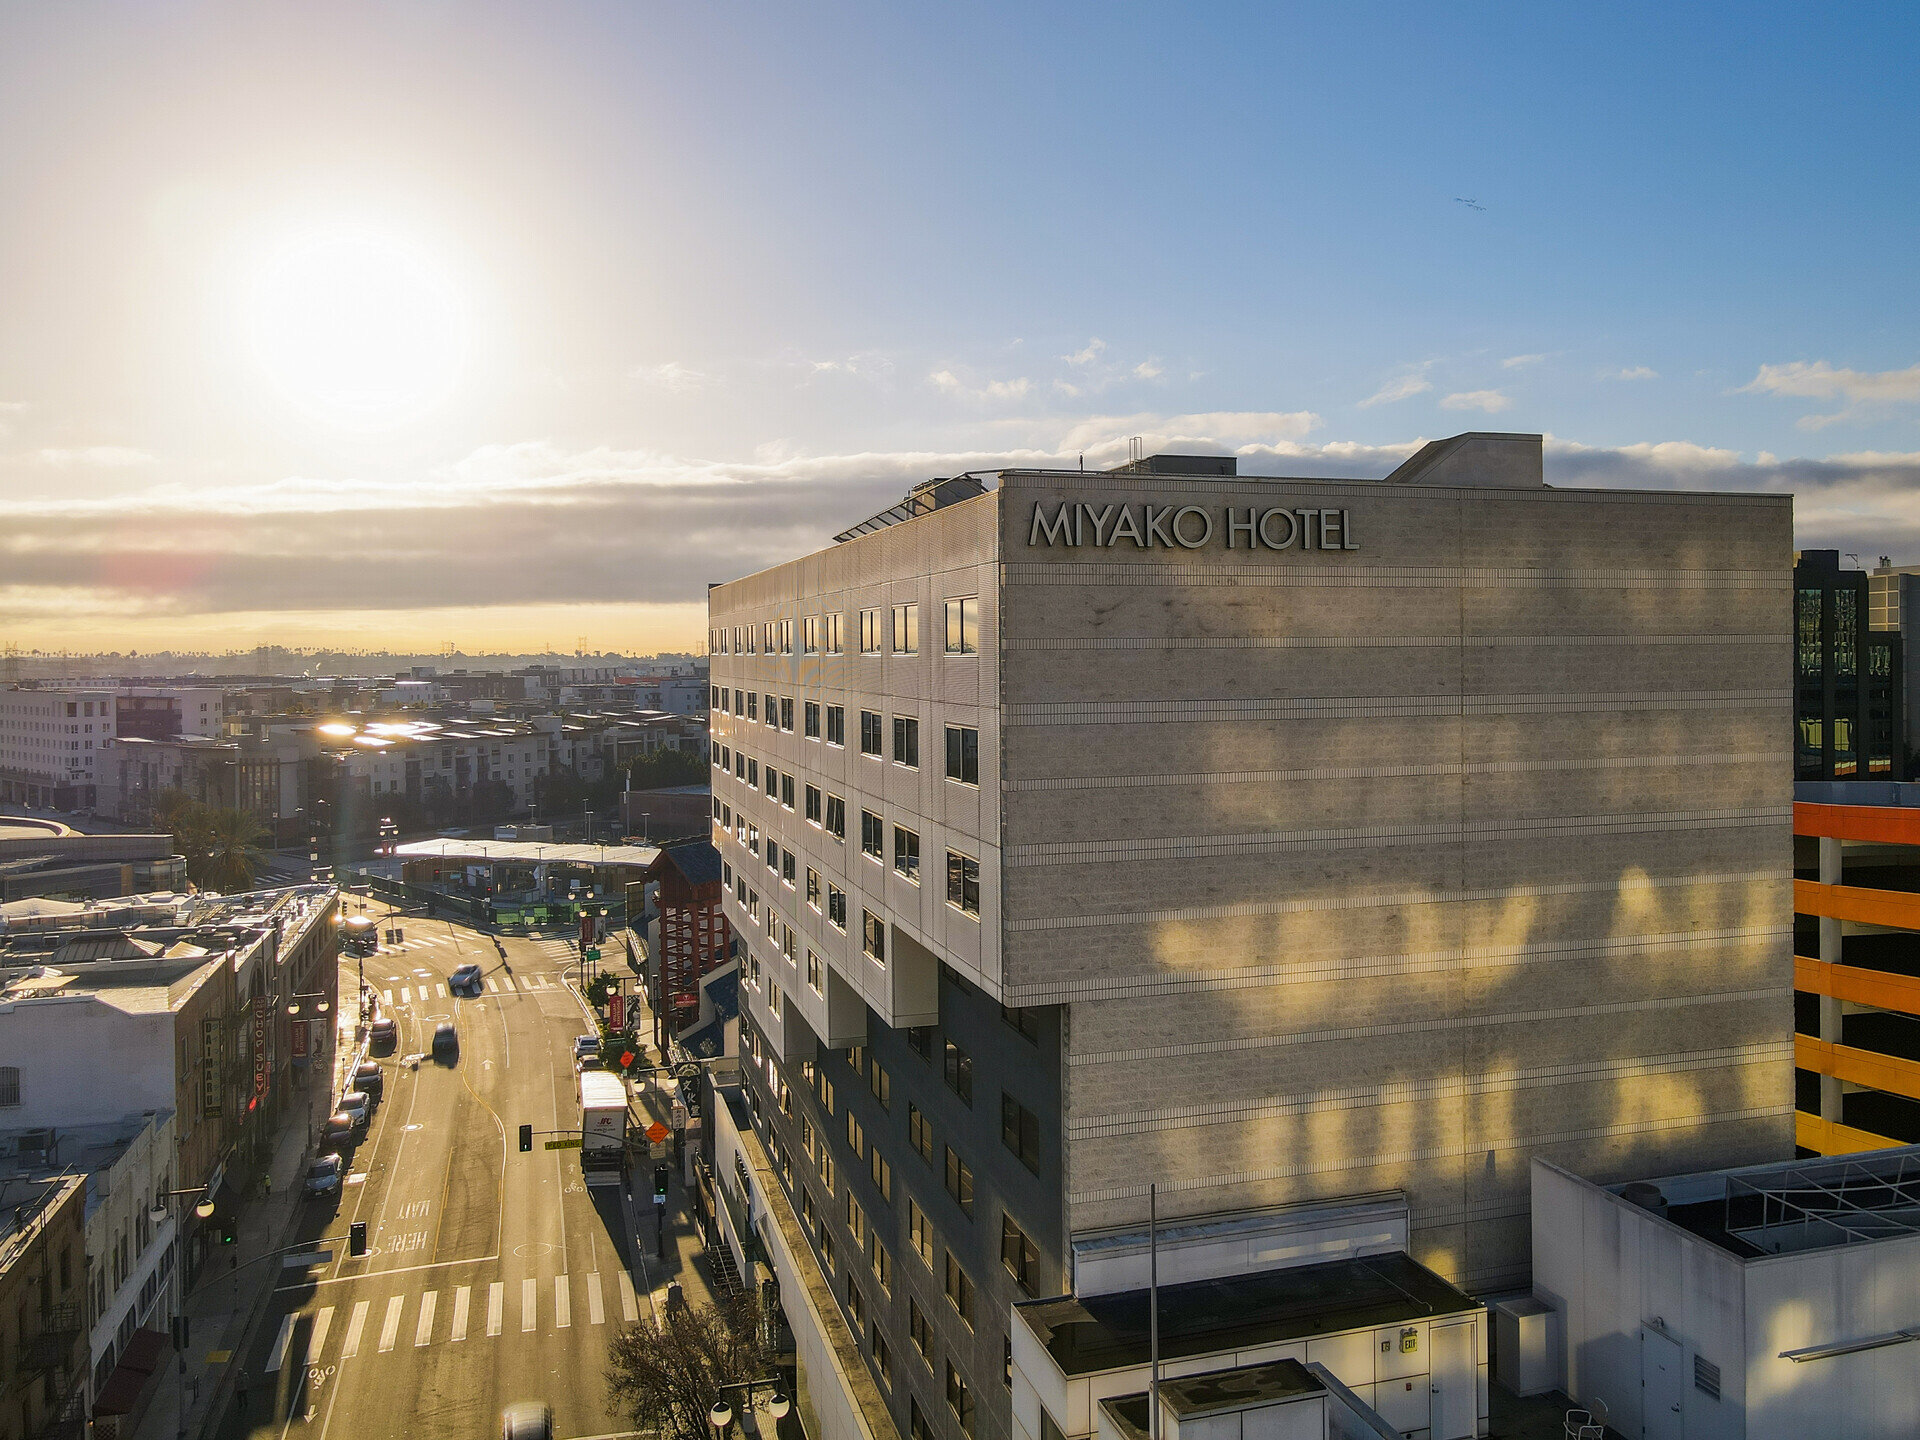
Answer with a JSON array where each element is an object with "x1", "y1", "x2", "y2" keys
[
  {"x1": 252, "y1": 997, "x2": 270, "y2": 1098},
  {"x1": 290, "y1": 1018, "x2": 308, "y2": 1060},
  {"x1": 609, "y1": 993, "x2": 625, "y2": 1029}
]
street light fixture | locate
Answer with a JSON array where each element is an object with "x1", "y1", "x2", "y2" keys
[{"x1": 708, "y1": 1380, "x2": 790, "y2": 1438}]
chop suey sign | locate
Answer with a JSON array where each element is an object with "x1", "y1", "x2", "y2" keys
[{"x1": 1027, "y1": 501, "x2": 1358, "y2": 552}]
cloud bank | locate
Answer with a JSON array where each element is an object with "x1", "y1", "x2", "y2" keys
[{"x1": 3, "y1": 420, "x2": 1918, "y2": 645}]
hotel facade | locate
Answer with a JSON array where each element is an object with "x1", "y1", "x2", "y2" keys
[{"x1": 704, "y1": 434, "x2": 1795, "y2": 1440}]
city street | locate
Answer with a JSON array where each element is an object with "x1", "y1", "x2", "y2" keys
[{"x1": 233, "y1": 917, "x2": 655, "y2": 1440}]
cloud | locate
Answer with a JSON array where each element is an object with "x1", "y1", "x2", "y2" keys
[
  {"x1": 929, "y1": 370, "x2": 1031, "y2": 403},
  {"x1": 1610, "y1": 366, "x2": 1659, "y2": 381},
  {"x1": 36, "y1": 446, "x2": 156, "y2": 468},
  {"x1": 0, "y1": 401, "x2": 25, "y2": 438},
  {"x1": 1055, "y1": 411, "x2": 1319, "y2": 459},
  {"x1": 1439, "y1": 389, "x2": 1512, "y2": 414},
  {"x1": 1740, "y1": 359, "x2": 1920, "y2": 429},
  {"x1": 1133, "y1": 359, "x2": 1164, "y2": 380},
  {"x1": 1501, "y1": 354, "x2": 1547, "y2": 370},
  {"x1": 630, "y1": 361, "x2": 710, "y2": 393},
  {"x1": 1357, "y1": 369, "x2": 1433, "y2": 408},
  {"x1": 1062, "y1": 338, "x2": 1106, "y2": 367}
]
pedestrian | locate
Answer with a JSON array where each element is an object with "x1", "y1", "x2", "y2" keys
[{"x1": 236, "y1": 1373, "x2": 249, "y2": 1413}]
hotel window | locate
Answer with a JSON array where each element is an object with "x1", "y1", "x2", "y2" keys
[
  {"x1": 945, "y1": 726, "x2": 979, "y2": 786},
  {"x1": 946, "y1": 852, "x2": 980, "y2": 916},
  {"x1": 746, "y1": 757, "x2": 759, "y2": 786},
  {"x1": 765, "y1": 764, "x2": 779, "y2": 798},
  {"x1": 909, "y1": 1198, "x2": 935, "y2": 1266},
  {"x1": 870, "y1": 1148, "x2": 892, "y2": 1201},
  {"x1": 860, "y1": 607, "x2": 883, "y2": 655},
  {"x1": 806, "y1": 785, "x2": 823, "y2": 824},
  {"x1": 826, "y1": 705, "x2": 845, "y2": 747},
  {"x1": 747, "y1": 692, "x2": 758, "y2": 722},
  {"x1": 825, "y1": 795, "x2": 846, "y2": 840},
  {"x1": 781, "y1": 773, "x2": 795, "y2": 809},
  {"x1": 871, "y1": 1235, "x2": 892, "y2": 1293},
  {"x1": 748, "y1": 822, "x2": 760, "y2": 856},
  {"x1": 847, "y1": 1111, "x2": 865, "y2": 1157},
  {"x1": 909, "y1": 1300, "x2": 934, "y2": 1365},
  {"x1": 860, "y1": 710, "x2": 883, "y2": 756},
  {"x1": 764, "y1": 693, "x2": 778, "y2": 725},
  {"x1": 944, "y1": 597, "x2": 979, "y2": 655},
  {"x1": 782, "y1": 852, "x2": 796, "y2": 888},
  {"x1": 863, "y1": 910, "x2": 886, "y2": 964},
  {"x1": 825, "y1": 612, "x2": 844, "y2": 654},
  {"x1": 781, "y1": 697, "x2": 794, "y2": 731},
  {"x1": 1001, "y1": 1094, "x2": 1041, "y2": 1172},
  {"x1": 807, "y1": 949, "x2": 823, "y2": 994},
  {"x1": 805, "y1": 702, "x2": 821, "y2": 739},
  {"x1": 869, "y1": 1058, "x2": 891, "y2": 1109},
  {"x1": 947, "y1": 1361, "x2": 975, "y2": 1435},
  {"x1": 766, "y1": 840, "x2": 780, "y2": 875},
  {"x1": 892, "y1": 716, "x2": 919, "y2": 768},
  {"x1": 861, "y1": 809, "x2": 884, "y2": 860},
  {"x1": 908, "y1": 1026, "x2": 933, "y2": 1061},
  {"x1": 845, "y1": 1275, "x2": 865, "y2": 1329},
  {"x1": 892, "y1": 603, "x2": 919, "y2": 655},
  {"x1": 802, "y1": 616, "x2": 819, "y2": 653},
  {"x1": 944, "y1": 1147, "x2": 974, "y2": 1216},
  {"x1": 1002, "y1": 1214, "x2": 1041, "y2": 1295},
  {"x1": 828, "y1": 885, "x2": 847, "y2": 930},
  {"x1": 943, "y1": 1040, "x2": 973, "y2": 1105},
  {"x1": 894, "y1": 825, "x2": 921, "y2": 883},
  {"x1": 1001, "y1": 1005, "x2": 1041, "y2": 1043},
  {"x1": 944, "y1": 1255, "x2": 975, "y2": 1327},
  {"x1": 780, "y1": 619, "x2": 794, "y2": 654},
  {"x1": 806, "y1": 867, "x2": 822, "y2": 909},
  {"x1": 908, "y1": 1104, "x2": 933, "y2": 1162}
]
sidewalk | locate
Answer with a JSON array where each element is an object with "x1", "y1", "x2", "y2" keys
[{"x1": 135, "y1": 970, "x2": 362, "y2": 1440}]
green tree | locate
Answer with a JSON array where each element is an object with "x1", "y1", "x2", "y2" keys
[
  {"x1": 200, "y1": 808, "x2": 268, "y2": 892},
  {"x1": 604, "y1": 1293, "x2": 774, "y2": 1440}
]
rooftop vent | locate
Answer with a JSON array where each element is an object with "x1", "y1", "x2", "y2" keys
[{"x1": 1109, "y1": 453, "x2": 1238, "y2": 478}]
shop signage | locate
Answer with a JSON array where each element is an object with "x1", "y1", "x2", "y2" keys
[
  {"x1": 251, "y1": 997, "x2": 270, "y2": 1098},
  {"x1": 1028, "y1": 502, "x2": 1358, "y2": 552}
]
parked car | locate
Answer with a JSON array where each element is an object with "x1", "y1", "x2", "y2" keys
[
  {"x1": 575, "y1": 1054, "x2": 605, "y2": 1075},
  {"x1": 573, "y1": 1034, "x2": 600, "y2": 1059},
  {"x1": 353, "y1": 1061, "x2": 383, "y2": 1099},
  {"x1": 338, "y1": 1091, "x2": 372, "y2": 1130},
  {"x1": 369, "y1": 1016, "x2": 398, "y2": 1050},
  {"x1": 324, "y1": 1111, "x2": 358, "y2": 1150},
  {"x1": 501, "y1": 1402, "x2": 552, "y2": 1440},
  {"x1": 304, "y1": 1153, "x2": 343, "y2": 1200},
  {"x1": 432, "y1": 1022, "x2": 458, "y2": 1061}
]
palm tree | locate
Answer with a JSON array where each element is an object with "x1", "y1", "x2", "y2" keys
[{"x1": 201, "y1": 808, "x2": 268, "y2": 892}]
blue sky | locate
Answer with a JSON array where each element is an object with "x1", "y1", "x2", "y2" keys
[{"x1": 1, "y1": 2, "x2": 1918, "y2": 649}]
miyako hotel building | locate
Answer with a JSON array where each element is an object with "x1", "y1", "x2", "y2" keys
[{"x1": 703, "y1": 432, "x2": 1793, "y2": 1440}]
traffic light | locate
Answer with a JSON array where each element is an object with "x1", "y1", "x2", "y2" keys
[
  {"x1": 349, "y1": 1221, "x2": 368, "y2": 1257},
  {"x1": 221, "y1": 1223, "x2": 236, "y2": 1246},
  {"x1": 653, "y1": 1163, "x2": 670, "y2": 1204},
  {"x1": 519, "y1": 1124, "x2": 533, "y2": 1153}
]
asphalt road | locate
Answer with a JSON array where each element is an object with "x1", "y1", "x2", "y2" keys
[{"x1": 236, "y1": 918, "x2": 649, "y2": 1440}]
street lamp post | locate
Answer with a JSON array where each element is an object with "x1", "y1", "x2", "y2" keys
[
  {"x1": 287, "y1": 992, "x2": 334, "y2": 1149},
  {"x1": 708, "y1": 1380, "x2": 790, "y2": 1440},
  {"x1": 153, "y1": 1187, "x2": 218, "y2": 1440}
]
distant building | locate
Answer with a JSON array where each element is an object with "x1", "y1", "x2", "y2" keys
[
  {"x1": 0, "y1": 816, "x2": 184, "y2": 902},
  {"x1": 0, "y1": 687, "x2": 118, "y2": 810},
  {"x1": 1795, "y1": 551, "x2": 1902, "y2": 781},
  {"x1": 114, "y1": 687, "x2": 226, "y2": 740}
]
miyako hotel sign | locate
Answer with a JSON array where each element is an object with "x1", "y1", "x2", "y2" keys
[{"x1": 1028, "y1": 501, "x2": 1358, "y2": 552}]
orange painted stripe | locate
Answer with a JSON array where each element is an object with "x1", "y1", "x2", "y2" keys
[
  {"x1": 1796, "y1": 1035, "x2": 1920, "y2": 1105},
  {"x1": 1796, "y1": 1111, "x2": 1907, "y2": 1157},
  {"x1": 1795, "y1": 801, "x2": 1920, "y2": 846},
  {"x1": 1795, "y1": 957, "x2": 1920, "y2": 1018},
  {"x1": 1794, "y1": 877, "x2": 1920, "y2": 929}
]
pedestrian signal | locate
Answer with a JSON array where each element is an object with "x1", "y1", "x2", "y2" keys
[
  {"x1": 519, "y1": 1124, "x2": 533, "y2": 1152},
  {"x1": 349, "y1": 1221, "x2": 368, "y2": 1257}
]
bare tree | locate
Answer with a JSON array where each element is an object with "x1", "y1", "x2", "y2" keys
[{"x1": 605, "y1": 1292, "x2": 774, "y2": 1439}]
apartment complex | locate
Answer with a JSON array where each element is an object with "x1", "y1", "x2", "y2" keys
[
  {"x1": 1793, "y1": 551, "x2": 1902, "y2": 782},
  {"x1": 0, "y1": 1170, "x2": 88, "y2": 1440},
  {"x1": 0, "y1": 688, "x2": 118, "y2": 810},
  {"x1": 705, "y1": 434, "x2": 1795, "y2": 1440}
]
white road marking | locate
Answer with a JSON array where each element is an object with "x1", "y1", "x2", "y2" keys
[
  {"x1": 382, "y1": 989, "x2": 394, "y2": 1005},
  {"x1": 377, "y1": 1295, "x2": 404, "y2": 1352},
  {"x1": 486, "y1": 1281, "x2": 503, "y2": 1337},
  {"x1": 555, "y1": 1273, "x2": 571, "y2": 1328},
  {"x1": 487, "y1": 978, "x2": 502, "y2": 993},
  {"x1": 587, "y1": 1271, "x2": 604, "y2": 1325},
  {"x1": 415, "y1": 1290, "x2": 437, "y2": 1346},
  {"x1": 450, "y1": 1285, "x2": 470, "y2": 1341},
  {"x1": 618, "y1": 1270, "x2": 639, "y2": 1322},
  {"x1": 435, "y1": 983, "x2": 446, "y2": 998},
  {"x1": 309, "y1": 1305, "x2": 333, "y2": 1361},
  {"x1": 341, "y1": 1299, "x2": 369, "y2": 1358},
  {"x1": 521, "y1": 1277, "x2": 536, "y2": 1332},
  {"x1": 265, "y1": 1313, "x2": 295, "y2": 1372}
]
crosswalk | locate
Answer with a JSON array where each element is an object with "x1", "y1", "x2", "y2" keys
[
  {"x1": 265, "y1": 1271, "x2": 640, "y2": 1373},
  {"x1": 379, "y1": 973, "x2": 566, "y2": 1005}
]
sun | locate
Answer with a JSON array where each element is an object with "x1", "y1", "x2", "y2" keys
[{"x1": 243, "y1": 226, "x2": 470, "y2": 429}]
